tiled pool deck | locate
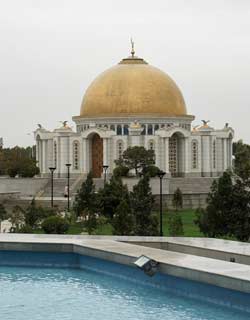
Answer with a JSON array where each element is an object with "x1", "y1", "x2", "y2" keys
[{"x1": 1, "y1": 234, "x2": 250, "y2": 295}]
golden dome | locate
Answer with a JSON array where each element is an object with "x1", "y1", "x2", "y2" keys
[{"x1": 80, "y1": 55, "x2": 187, "y2": 118}]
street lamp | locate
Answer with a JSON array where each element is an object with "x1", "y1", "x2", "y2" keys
[
  {"x1": 102, "y1": 165, "x2": 109, "y2": 184},
  {"x1": 49, "y1": 167, "x2": 56, "y2": 208},
  {"x1": 65, "y1": 163, "x2": 71, "y2": 211},
  {"x1": 157, "y1": 170, "x2": 166, "y2": 237}
]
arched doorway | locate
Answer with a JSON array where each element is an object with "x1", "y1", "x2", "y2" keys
[
  {"x1": 169, "y1": 132, "x2": 185, "y2": 177},
  {"x1": 91, "y1": 133, "x2": 103, "y2": 178}
]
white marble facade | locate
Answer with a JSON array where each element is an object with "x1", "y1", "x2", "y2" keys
[
  {"x1": 34, "y1": 52, "x2": 234, "y2": 179},
  {"x1": 35, "y1": 116, "x2": 234, "y2": 178}
]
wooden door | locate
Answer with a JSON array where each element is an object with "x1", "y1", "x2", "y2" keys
[{"x1": 92, "y1": 134, "x2": 103, "y2": 178}]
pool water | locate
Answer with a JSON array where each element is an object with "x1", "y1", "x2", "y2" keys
[{"x1": 0, "y1": 266, "x2": 249, "y2": 320}]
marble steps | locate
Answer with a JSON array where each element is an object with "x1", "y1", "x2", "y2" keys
[{"x1": 169, "y1": 177, "x2": 215, "y2": 194}]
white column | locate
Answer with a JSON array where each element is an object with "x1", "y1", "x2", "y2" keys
[
  {"x1": 103, "y1": 138, "x2": 108, "y2": 167},
  {"x1": 184, "y1": 137, "x2": 190, "y2": 174},
  {"x1": 36, "y1": 140, "x2": 40, "y2": 171},
  {"x1": 155, "y1": 137, "x2": 161, "y2": 169},
  {"x1": 42, "y1": 140, "x2": 46, "y2": 174},
  {"x1": 223, "y1": 138, "x2": 228, "y2": 170},
  {"x1": 201, "y1": 136, "x2": 210, "y2": 175},
  {"x1": 165, "y1": 138, "x2": 169, "y2": 173},
  {"x1": 59, "y1": 137, "x2": 69, "y2": 175},
  {"x1": 82, "y1": 138, "x2": 87, "y2": 173}
]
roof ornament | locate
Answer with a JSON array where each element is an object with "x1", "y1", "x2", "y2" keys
[
  {"x1": 60, "y1": 120, "x2": 69, "y2": 128},
  {"x1": 201, "y1": 120, "x2": 210, "y2": 127},
  {"x1": 130, "y1": 38, "x2": 135, "y2": 57}
]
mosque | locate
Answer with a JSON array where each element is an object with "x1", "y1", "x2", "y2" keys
[{"x1": 35, "y1": 46, "x2": 234, "y2": 180}]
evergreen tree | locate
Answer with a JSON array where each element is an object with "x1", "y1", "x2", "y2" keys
[
  {"x1": 73, "y1": 172, "x2": 98, "y2": 217},
  {"x1": 228, "y1": 179, "x2": 250, "y2": 241},
  {"x1": 131, "y1": 174, "x2": 158, "y2": 236},
  {"x1": 195, "y1": 171, "x2": 250, "y2": 241},
  {"x1": 168, "y1": 212, "x2": 184, "y2": 236},
  {"x1": 0, "y1": 203, "x2": 7, "y2": 232},
  {"x1": 73, "y1": 172, "x2": 99, "y2": 235},
  {"x1": 172, "y1": 188, "x2": 183, "y2": 211},
  {"x1": 195, "y1": 171, "x2": 233, "y2": 238},
  {"x1": 98, "y1": 175, "x2": 130, "y2": 219},
  {"x1": 24, "y1": 199, "x2": 45, "y2": 228},
  {"x1": 112, "y1": 199, "x2": 135, "y2": 235},
  {"x1": 233, "y1": 140, "x2": 250, "y2": 180}
]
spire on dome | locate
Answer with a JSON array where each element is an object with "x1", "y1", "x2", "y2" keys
[{"x1": 130, "y1": 38, "x2": 135, "y2": 57}]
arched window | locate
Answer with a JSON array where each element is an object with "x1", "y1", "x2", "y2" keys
[
  {"x1": 141, "y1": 124, "x2": 146, "y2": 135},
  {"x1": 154, "y1": 124, "x2": 159, "y2": 131},
  {"x1": 117, "y1": 125, "x2": 122, "y2": 135},
  {"x1": 73, "y1": 141, "x2": 79, "y2": 170},
  {"x1": 117, "y1": 140, "x2": 124, "y2": 159},
  {"x1": 124, "y1": 125, "x2": 129, "y2": 135},
  {"x1": 191, "y1": 140, "x2": 198, "y2": 169},
  {"x1": 110, "y1": 125, "x2": 115, "y2": 131},
  {"x1": 148, "y1": 124, "x2": 153, "y2": 135},
  {"x1": 213, "y1": 140, "x2": 216, "y2": 169},
  {"x1": 53, "y1": 141, "x2": 57, "y2": 168}
]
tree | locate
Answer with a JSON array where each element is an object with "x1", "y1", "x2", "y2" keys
[
  {"x1": 98, "y1": 175, "x2": 130, "y2": 219},
  {"x1": 24, "y1": 199, "x2": 50, "y2": 229},
  {"x1": 168, "y1": 212, "x2": 184, "y2": 236},
  {"x1": 0, "y1": 203, "x2": 7, "y2": 232},
  {"x1": 195, "y1": 171, "x2": 233, "y2": 238},
  {"x1": 9, "y1": 205, "x2": 25, "y2": 231},
  {"x1": 113, "y1": 165, "x2": 129, "y2": 177},
  {"x1": 233, "y1": 140, "x2": 250, "y2": 180},
  {"x1": 73, "y1": 172, "x2": 99, "y2": 234},
  {"x1": 195, "y1": 171, "x2": 250, "y2": 241},
  {"x1": 0, "y1": 145, "x2": 38, "y2": 177},
  {"x1": 172, "y1": 188, "x2": 183, "y2": 211},
  {"x1": 73, "y1": 172, "x2": 98, "y2": 217},
  {"x1": 228, "y1": 179, "x2": 250, "y2": 241},
  {"x1": 115, "y1": 146, "x2": 155, "y2": 176},
  {"x1": 42, "y1": 216, "x2": 69, "y2": 234},
  {"x1": 112, "y1": 199, "x2": 135, "y2": 235},
  {"x1": 131, "y1": 174, "x2": 158, "y2": 236},
  {"x1": 141, "y1": 165, "x2": 161, "y2": 177}
]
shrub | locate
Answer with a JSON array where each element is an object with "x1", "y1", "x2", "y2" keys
[
  {"x1": 168, "y1": 212, "x2": 184, "y2": 236},
  {"x1": 142, "y1": 165, "x2": 160, "y2": 177},
  {"x1": 172, "y1": 188, "x2": 183, "y2": 211},
  {"x1": 18, "y1": 225, "x2": 33, "y2": 233},
  {"x1": 113, "y1": 165, "x2": 129, "y2": 177},
  {"x1": 42, "y1": 216, "x2": 69, "y2": 234}
]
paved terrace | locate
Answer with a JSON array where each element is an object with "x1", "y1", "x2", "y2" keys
[{"x1": 0, "y1": 234, "x2": 250, "y2": 294}]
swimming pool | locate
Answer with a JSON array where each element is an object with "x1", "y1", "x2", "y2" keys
[{"x1": 0, "y1": 251, "x2": 249, "y2": 320}]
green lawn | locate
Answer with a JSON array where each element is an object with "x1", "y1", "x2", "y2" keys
[
  {"x1": 162, "y1": 209, "x2": 203, "y2": 237},
  {"x1": 75, "y1": 209, "x2": 203, "y2": 237},
  {"x1": 34, "y1": 209, "x2": 203, "y2": 237}
]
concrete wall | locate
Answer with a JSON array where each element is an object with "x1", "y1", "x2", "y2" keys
[{"x1": 0, "y1": 178, "x2": 49, "y2": 196}]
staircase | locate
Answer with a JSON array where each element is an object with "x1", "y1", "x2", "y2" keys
[
  {"x1": 41, "y1": 178, "x2": 77, "y2": 197},
  {"x1": 169, "y1": 177, "x2": 216, "y2": 194}
]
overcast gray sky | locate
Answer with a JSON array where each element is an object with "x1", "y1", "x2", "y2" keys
[{"x1": 0, "y1": 0, "x2": 250, "y2": 147}]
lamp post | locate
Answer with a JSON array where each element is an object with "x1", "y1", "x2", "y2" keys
[
  {"x1": 157, "y1": 170, "x2": 166, "y2": 237},
  {"x1": 49, "y1": 167, "x2": 56, "y2": 208},
  {"x1": 65, "y1": 163, "x2": 71, "y2": 211},
  {"x1": 102, "y1": 165, "x2": 109, "y2": 185}
]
